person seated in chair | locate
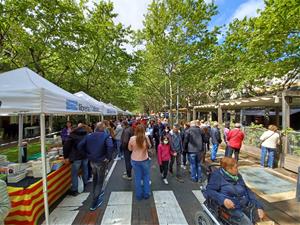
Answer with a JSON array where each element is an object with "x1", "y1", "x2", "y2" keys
[{"x1": 205, "y1": 157, "x2": 265, "y2": 225}]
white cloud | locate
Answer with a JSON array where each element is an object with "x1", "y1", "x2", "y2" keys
[
  {"x1": 230, "y1": 0, "x2": 265, "y2": 22},
  {"x1": 204, "y1": 0, "x2": 224, "y2": 4},
  {"x1": 108, "y1": 0, "x2": 150, "y2": 31}
]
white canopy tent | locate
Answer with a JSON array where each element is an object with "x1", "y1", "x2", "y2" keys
[
  {"x1": 103, "y1": 103, "x2": 118, "y2": 116},
  {"x1": 0, "y1": 67, "x2": 100, "y2": 225},
  {"x1": 108, "y1": 103, "x2": 126, "y2": 115}
]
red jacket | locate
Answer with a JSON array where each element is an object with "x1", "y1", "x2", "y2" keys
[
  {"x1": 157, "y1": 143, "x2": 172, "y2": 165},
  {"x1": 227, "y1": 128, "x2": 244, "y2": 149}
]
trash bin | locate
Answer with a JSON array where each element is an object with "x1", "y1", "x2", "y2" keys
[{"x1": 21, "y1": 142, "x2": 28, "y2": 163}]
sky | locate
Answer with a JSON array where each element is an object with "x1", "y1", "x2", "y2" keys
[{"x1": 99, "y1": 0, "x2": 266, "y2": 52}]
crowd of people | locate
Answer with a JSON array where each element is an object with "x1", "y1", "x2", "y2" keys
[{"x1": 61, "y1": 116, "x2": 278, "y2": 221}]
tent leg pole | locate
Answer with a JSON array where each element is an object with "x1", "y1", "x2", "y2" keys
[
  {"x1": 40, "y1": 113, "x2": 49, "y2": 225},
  {"x1": 18, "y1": 114, "x2": 23, "y2": 163}
]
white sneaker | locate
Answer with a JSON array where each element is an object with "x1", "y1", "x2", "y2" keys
[
  {"x1": 163, "y1": 179, "x2": 168, "y2": 185},
  {"x1": 181, "y1": 165, "x2": 186, "y2": 170}
]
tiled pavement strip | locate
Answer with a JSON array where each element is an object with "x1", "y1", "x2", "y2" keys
[{"x1": 43, "y1": 149, "x2": 300, "y2": 225}]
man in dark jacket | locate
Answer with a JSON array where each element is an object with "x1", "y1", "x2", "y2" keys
[
  {"x1": 78, "y1": 122, "x2": 114, "y2": 211},
  {"x1": 184, "y1": 121, "x2": 204, "y2": 182},
  {"x1": 63, "y1": 124, "x2": 90, "y2": 196},
  {"x1": 210, "y1": 122, "x2": 222, "y2": 161},
  {"x1": 121, "y1": 120, "x2": 134, "y2": 180}
]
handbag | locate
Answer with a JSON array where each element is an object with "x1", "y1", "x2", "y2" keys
[{"x1": 77, "y1": 175, "x2": 84, "y2": 193}]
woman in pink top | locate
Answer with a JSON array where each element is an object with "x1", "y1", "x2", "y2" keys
[
  {"x1": 157, "y1": 135, "x2": 172, "y2": 184},
  {"x1": 128, "y1": 124, "x2": 151, "y2": 200}
]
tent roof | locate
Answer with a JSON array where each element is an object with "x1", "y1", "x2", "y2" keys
[
  {"x1": 108, "y1": 103, "x2": 125, "y2": 115},
  {"x1": 74, "y1": 91, "x2": 118, "y2": 116},
  {"x1": 0, "y1": 67, "x2": 99, "y2": 115}
]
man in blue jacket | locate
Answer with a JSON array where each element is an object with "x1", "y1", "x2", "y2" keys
[{"x1": 78, "y1": 122, "x2": 114, "y2": 211}]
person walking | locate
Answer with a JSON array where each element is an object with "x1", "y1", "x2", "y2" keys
[
  {"x1": 78, "y1": 122, "x2": 114, "y2": 211},
  {"x1": 210, "y1": 122, "x2": 222, "y2": 162},
  {"x1": 63, "y1": 123, "x2": 91, "y2": 196},
  {"x1": 128, "y1": 124, "x2": 152, "y2": 200},
  {"x1": 227, "y1": 123, "x2": 245, "y2": 161},
  {"x1": 61, "y1": 121, "x2": 72, "y2": 145},
  {"x1": 157, "y1": 135, "x2": 172, "y2": 184},
  {"x1": 260, "y1": 125, "x2": 280, "y2": 168},
  {"x1": 169, "y1": 124, "x2": 184, "y2": 183},
  {"x1": 224, "y1": 122, "x2": 231, "y2": 157},
  {"x1": 114, "y1": 122, "x2": 124, "y2": 160},
  {"x1": 0, "y1": 179, "x2": 11, "y2": 225},
  {"x1": 121, "y1": 120, "x2": 134, "y2": 180},
  {"x1": 181, "y1": 122, "x2": 190, "y2": 169},
  {"x1": 184, "y1": 121, "x2": 204, "y2": 182},
  {"x1": 201, "y1": 126, "x2": 211, "y2": 163}
]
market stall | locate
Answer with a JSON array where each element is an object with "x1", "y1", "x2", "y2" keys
[
  {"x1": 0, "y1": 67, "x2": 102, "y2": 225},
  {"x1": 4, "y1": 164, "x2": 71, "y2": 225}
]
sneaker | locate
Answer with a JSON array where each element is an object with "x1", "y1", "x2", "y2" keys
[
  {"x1": 122, "y1": 174, "x2": 132, "y2": 181},
  {"x1": 163, "y1": 178, "x2": 168, "y2": 184},
  {"x1": 181, "y1": 165, "x2": 187, "y2": 170},
  {"x1": 176, "y1": 177, "x2": 184, "y2": 183},
  {"x1": 87, "y1": 177, "x2": 93, "y2": 183},
  {"x1": 89, "y1": 197, "x2": 104, "y2": 211}
]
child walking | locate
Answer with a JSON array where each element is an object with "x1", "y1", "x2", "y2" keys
[{"x1": 157, "y1": 135, "x2": 172, "y2": 184}]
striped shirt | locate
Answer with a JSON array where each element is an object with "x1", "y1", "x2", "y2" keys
[{"x1": 0, "y1": 180, "x2": 11, "y2": 225}]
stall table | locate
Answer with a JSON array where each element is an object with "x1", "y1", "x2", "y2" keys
[{"x1": 5, "y1": 164, "x2": 71, "y2": 225}]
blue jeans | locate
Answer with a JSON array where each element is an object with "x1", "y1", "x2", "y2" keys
[
  {"x1": 131, "y1": 159, "x2": 151, "y2": 200},
  {"x1": 116, "y1": 140, "x2": 122, "y2": 157},
  {"x1": 260, "y1": 146, "x2": 275, "y2": 168},
  {"x1": 228, "y1": 209, "x2": 252, "y2": 225},
  {"x1": 71, "y1": 159, "x2": 88, "y2": 192},
  {"x1": 211, "y1": 144, "x2": 219, "y2": 160},
  {"x1": 188, "y1": 153, "x2": 202, "y2": 181}
]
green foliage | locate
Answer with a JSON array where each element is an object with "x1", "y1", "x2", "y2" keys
[
  {"x1": 243, "y1": 127, "x2": 266, "y2": 148},
  {"x1": 0, "y1": 0, "x2": 299, "y2": 112},
  {"x1": 134, "y1": 0, "x2": 300, "y2": 111},
  {"x1": 0, "y1": 0, "x2": 135, "y2": 111},
  {"x1": 249, "y1": 123, "x2": 264, "y2": 129},
  {"x1": 133, "y1": 0, "x2": 219, "y2": 112}
]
